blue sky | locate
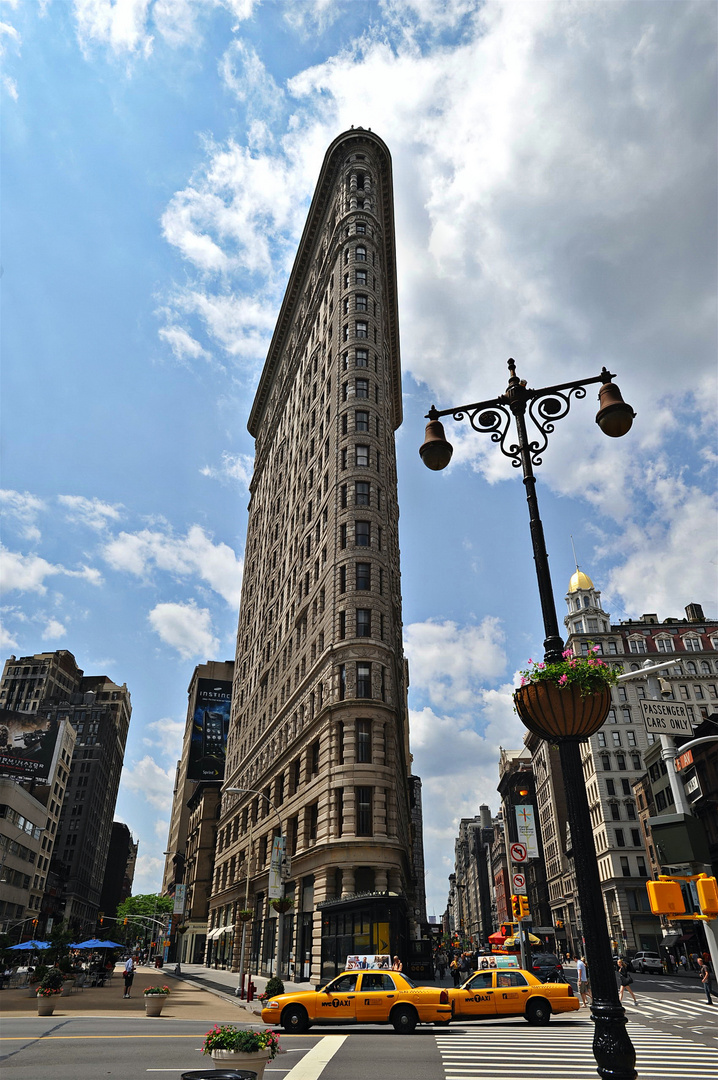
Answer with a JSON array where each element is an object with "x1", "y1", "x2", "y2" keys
[{"x1": 1, "y1": 0, "x2": 716, "y2": 919}]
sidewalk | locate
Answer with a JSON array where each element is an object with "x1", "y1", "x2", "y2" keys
[
  {"x1": 0, "y1": 963, "x2": 257, "y2": 1022},
  {"x1": 168, "y1": 963, "x2": 310, "y2": 1014}
]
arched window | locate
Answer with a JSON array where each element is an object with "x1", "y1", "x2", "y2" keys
[{"x1": 583, "y1": 596, "x2": 590, "y2": 607}]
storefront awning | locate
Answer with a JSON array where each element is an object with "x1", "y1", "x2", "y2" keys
[{"x1": 207, "y1": 927, "x2": 223, "y2": 940}]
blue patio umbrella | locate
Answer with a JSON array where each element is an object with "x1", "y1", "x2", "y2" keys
[
  {"x1": 96, "y1": 940, "x2": 123, "y2": 948},
  {"x1": 7, "y1": 940, "x2": 50, "y2": 950},
  {"x1": 70, "y1": 938, "x2": 107, "y2": 949}
]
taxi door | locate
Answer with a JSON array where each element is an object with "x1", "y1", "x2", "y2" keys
[
  {"x1": 317, "y1": 973, "x2": 358, "y2": 1023},
  {"x1": 455, "y1": 972, "x2": 496, "y2": 1018},
  {"x1": 494, "y1": 971, "x2": 531, "y2": 1016},
  {"x1": 357, "y1": 971, "x2": 396, "y2": 1023}
]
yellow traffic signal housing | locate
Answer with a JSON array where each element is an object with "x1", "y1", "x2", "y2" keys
[
  {"x1": 646, "y1": 880, "x2": 685, "y2": 915},
  {"x1": 510, "y1": 895, "x2": 522, "y2": 920},
  {"x1": 519, "y1": 896, "x2": 530, "y2": 918},
  {"x1": 696, "y1": 876, "x2": 718, "y2": 917},
  {"x1": 555, "y1": 918, "x2": 564, "y2": 930}
]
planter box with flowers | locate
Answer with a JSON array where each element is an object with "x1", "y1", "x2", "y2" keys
[
  {"x1": 143, "y1": 985, "x2": 170, "y2": 1017},
  {"x1": 36, "y1": 986, "x2": 62, "y2": 1016},
  {"x1": 269, "y1": 897, "x2": 294, "y2": 915},
  {"x1": 236, "y1": 909, "x2": 253, "y2": 923},
  {"x1": 202, "y1": 1024, "x2": 282, "y2": 1080},
  {"x1": 514, "y1": 646, "x2": 618, "y2": 741}
]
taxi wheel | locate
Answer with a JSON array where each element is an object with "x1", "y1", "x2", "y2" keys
[
  {"x1": 282, "y1": 1004, "x2": 309, "y2": 1034},
  {"x1": 526, "y1": 998, "x2": 551, "y2": 1026},
  {"x1": 391, "y1": 1005, "x2": 418, "y2": 1033}
]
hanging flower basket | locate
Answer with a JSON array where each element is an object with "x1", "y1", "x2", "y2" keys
[
  {"x1": 514, "y1": 681, "x2": 611, "y2": 741},
  {"x1": 269, "y1": 898, "x2": 294, "y2": 914},
  {"x1": 236, "y1": 910, "x2": 253, "y2": 923},
  {"x1": 514, "y1": 646, "x2": 615, "y2": 740}
]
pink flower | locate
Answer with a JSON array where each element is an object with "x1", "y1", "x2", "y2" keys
[
  {"x1": 592, "y1": 645, "x2": 601, "y2": 652},
  {"x1": 538, "y1": 662, "x2": 545, "y2": 669},
  {"x1": 559, "y1": 674, "x2": 568, "y2": 686}
]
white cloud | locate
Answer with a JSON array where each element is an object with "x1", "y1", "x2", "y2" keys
[
  {"x1": 0, "y1": 546, "x2": 102, "y2": 594},
  {"x1": 121, "y1": 753, "x2": 176, "y2": 813},
  {"x1": 157, "y1": 324, "x2": 210, "y2": 363},
  {"x1": 2, "y1": 74, "x2": 17, "y2": 99},
  {"x1": 103, "y1": 523, "x2": 242, "y2": 607},
  {"x1": 0, "y1": 623, "x2": 19, "y2": 652},
  {"x1": 0, "y1": 490, "x2": 45, "y2": 541},
  {"x1": 148, "y1": 600, "x2": 219, "y2": 659},
  {"x1": 73, "y1": 0, "x2": 154, "y2": 57},
  {"x1": 200, "y1": 451, "x2": 254, "y2": 489},
  {"x1": 219, "y1": 39, "x2": 283, "y2": 121},
  {"x1": 42, "y1": 618, "x2": 67, "y2": 641},
  {"x1": 404, "y1": 616, "x2": 507, "y2": 710},
  {"x1": 143, "y1": 715, "x2": 185, "y2": 758},
  {"x1": 58, "y1": 494, "x2": 123, "y2": 531}
]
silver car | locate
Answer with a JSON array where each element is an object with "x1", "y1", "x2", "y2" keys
[{"x1": 630, "y1": 951, "x2": 663, "y2": 974}]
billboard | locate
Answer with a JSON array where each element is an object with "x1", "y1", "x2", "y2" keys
[
  {"x1": 0, "y1": 707, "x2": 62, "y2": 782},
  {"x1": 187, "y1": 679, "x2": 232, "y2": 781}
]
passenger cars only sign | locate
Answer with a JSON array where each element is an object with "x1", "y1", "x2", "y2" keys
[{"x1": 639, "y1": 699, "x2": 693, "y2": 736}]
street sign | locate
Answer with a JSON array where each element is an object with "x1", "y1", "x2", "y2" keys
[
  {"x1": 675, "y1": 749, "x2": 694, "y2": 772},
  {"x1": 510, "y1": 842, "x2": 527, "y2": 863},
  {"x1": 639, "y1": 699, "x2": 693, "y2": 736},
  {"x1": 268, "y1": 836, "x2": 285, "y2": 899},
  {"x1": 512, "y1": 872, "x2": 527, "y2": 895}
]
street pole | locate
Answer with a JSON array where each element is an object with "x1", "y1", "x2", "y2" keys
[
  {"x1": 420, "y1": 359, "x2": 637, "y2": 1080},
  {"x1": 236, "y1": 820, "x2": 252, "y2": 998}
]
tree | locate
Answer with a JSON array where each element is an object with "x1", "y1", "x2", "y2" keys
[{"x1": 116, "y1": 894, "x2": 174, "y2": 947}]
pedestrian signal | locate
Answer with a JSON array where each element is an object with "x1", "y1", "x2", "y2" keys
[
  {"x1": 646, "y1": 880, "x2": 685, "y2": 915},
  {"x1": 696, "y1": 875, "x2": 718, "y2": 917}
]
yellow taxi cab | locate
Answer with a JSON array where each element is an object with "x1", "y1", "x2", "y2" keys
[
  {"x1": 261, "y1": 968, "x2": 452, "y2": 1033},
  {"x1": 449, "y1": 968, "x2": 580, "y2": 1025}
]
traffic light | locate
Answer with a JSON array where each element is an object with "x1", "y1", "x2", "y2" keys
[
  {"x1": 696, "y1": 875, "x2": 718, "y2": 917},
  {"x1": 555, "y1": 919, "x2": 564, "y2": 930},
  {"x1": 98, "y1": 911, "x2": 104, "y2": 926},
  {"x1": 511, "y1": 895, "x2": 521, "y2": 920},
  {"x1": 123, "y1": 917, "x2": 128, "y2": 926},
  {"x1": 519, "y1": 896, "x2": 530, "y2": 919},
  {"x1": 646, "y1": 880, "x2": 685, "y2": 916}
]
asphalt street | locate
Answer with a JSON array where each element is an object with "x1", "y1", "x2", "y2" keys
[{"x1": 1, "y1": 965, "x2": 715, "y2": 1079}]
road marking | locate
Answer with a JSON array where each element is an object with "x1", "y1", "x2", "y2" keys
[{"x1": 282, "y1": 1035, "x2": 348, "y2": 1079}]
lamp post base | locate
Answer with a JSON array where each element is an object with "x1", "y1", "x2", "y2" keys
[{"x1": 558, "y1": 738, "x2": 636, "y2": 1080}]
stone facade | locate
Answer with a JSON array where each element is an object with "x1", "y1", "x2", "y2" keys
[{"x1": 210, "y1": 129, "x2": 419, "y2": 984}]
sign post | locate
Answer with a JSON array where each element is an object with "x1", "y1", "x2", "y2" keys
[{"x1": 508, "y1": 843, "x2": 529, "y2": 970}]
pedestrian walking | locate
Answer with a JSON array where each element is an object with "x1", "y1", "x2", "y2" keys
[
  {"x1": 123, "y1": 954, "x2": 135, "y2": 998},
  {"x1": 617, "y1": 958, "x2": 637, "y2": 1005},
  {"x1": 435, "y1": 949, "x2": 447, "y2": 980},
  {"x1": 679, "y1": 954, "x2": 688, "y2": 973},
  {"x1": 450, "y1": 956, "x2": 461, "y2": 987},
  {"x1": 576, "y1": 956, "x2": 592, "y2": 1007},
  {"x1": 697, "y1": 958, "x2": 714, "y2": 1005}
]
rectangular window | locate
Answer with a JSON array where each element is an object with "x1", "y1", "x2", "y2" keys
[
  {"x1": 622, "y1": 707, "x2": 632, "y2": 723},
  {"x1": 340, "y1": 524, "x2": 347, "y2": 548},
  {"x1": 356, "y1": 562, "x2": 371, "y2": 590},
  {"x1": 356, "y1": 378, "x2": 369, "y2": 398},
  {"x1": 356, "y1": 269, "x2": 367, "y2": 285},
  {"x1": 339, "y1": 664, "x2": 346, "y2": 701},
  {"x1": 610, "y1": 803, "x2": 621, "y2": 820},
  {"x1": 606, "y1": 778, "x2": 615, "y2": 795},
  {"x1": 339, "y1": 611, "x2": 346, "y2": 639},
  {"x1": 631, "y1": 753, "x2": 641, "y2": 769},
  {"x1": 341, "y1": 448, "x2": 347, "y2": 469},
  {"x1": 356, "y1": 445, "x2": 369, "y2": 467},
  {"x1": 355, "y1": 294, "x2": 368, "y2": 312},
  {"x1": 629, "y1": 639, "x2": 647, "y2": 653},
  {"x1": 684, "y1": 637, "x2": 701, "y2": 651},
  {"x1": 616, "y1": 754, "x2": 627, "y2": 771},
  {"x1": 341, "y1": 484, "x2": 347, "y2": 508},
  {"x1": 356, "y1": 348, "x2": 368, "y2": 367},
  {"x1": 356, "y1": 609, "x2": 371, "y2": 637},
  {"x1": 356, "y1": 321, "x2": 368, "y2": 338},
  {"x1": 355, "y1": 481, "x2": 370, "y2": 506},
  {"x1": 656, "y1": 638, "x2": 673, "y2": 652},
  {"x1": 620, "y1": 855, "x2": 631, "y2": 876},
  {"x1": 627, "y1": 731, "x2": 637, "y2": 747},
  {"x1": 679, "y1": 685, "x2": 689, "y2": 699},
  {"x1": 612, "y1": 732, "x2": 622, "y2": 747},
  {"x1": 356, "y1": 787, "x2": 372, "y2": 835},
  {"x1": 357, "y1": 663, "x2": 371, "y2": 698},
  {"x1": 636, "y1": 857, "x2": 647, "y2": 876},
  {"x1": 608, "y1": 641, "x2": 618, "y2": 654},
  {"x1": 615, "y1": 829, "x2": 626, "y2": 847},
  {"x1": 355, "y1": 410, "x2": 369, "y2": 432},
  {"x1": 336, "y1": 788, "x2": 344, "y2": 836},
  {"x1": 357, "y1": 719, "x2": 372, "y2": 763},
  {"x1": 356, "y1": 521, "x2": 370, "y2": 546},
  {"x1": 308, "y1": 802, "x2": 318, "y2": 841},
  {"x1": 341, "y1": 413, "x2": 348, "y2": 435},
  {"x1": 339, "y1": 565, "x2": 347, "y2": 592},
  {"x1": 311, "y1": 740, "x2": 320, "y2": 774},
  {"x1": 355, "y1": 246, "x2": 366, "y2": 261},
  {"x1": 598, "y1": 732, "x2": 607, "y2": 747},
  {"x1": 631, "y1": 828, "x2": 641, "y2": 846}
]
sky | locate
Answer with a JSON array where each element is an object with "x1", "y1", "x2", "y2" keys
[{"x1": 1, "y1": 0, "x2": 716, "y2": 920}]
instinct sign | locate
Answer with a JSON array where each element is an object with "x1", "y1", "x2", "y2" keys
[
  {"x1": 510, "y1": 842, "x2": 527, "y2": 864},
  {"x1": 512, "y1": 873, "x2": 527, "y2": 895},
  {"x1": 639, "y1": 699, "x2": 693, "y2": 736}
]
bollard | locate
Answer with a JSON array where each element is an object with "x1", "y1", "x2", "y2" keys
[{"x1": 247, "y1": 978, "x2": 255, "y2": 1002}]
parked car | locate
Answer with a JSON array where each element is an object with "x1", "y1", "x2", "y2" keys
[
  {"x1": 529, "y1": 953, "x2": 565, "y2": 983},
  {"x1": 448, "y1": 968, "x2": 579, "y2": 1025},
  {"x1": 629, "y1": 951, "x2": 663, "y2": 974},
  {"x1": 261, "y1": 968, "x2": 452, "y2": 1033}
]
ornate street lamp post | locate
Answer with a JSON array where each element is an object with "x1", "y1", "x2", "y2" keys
[{"x1": 420, "y1": 359, "x2": 637, "y2": 1080}]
